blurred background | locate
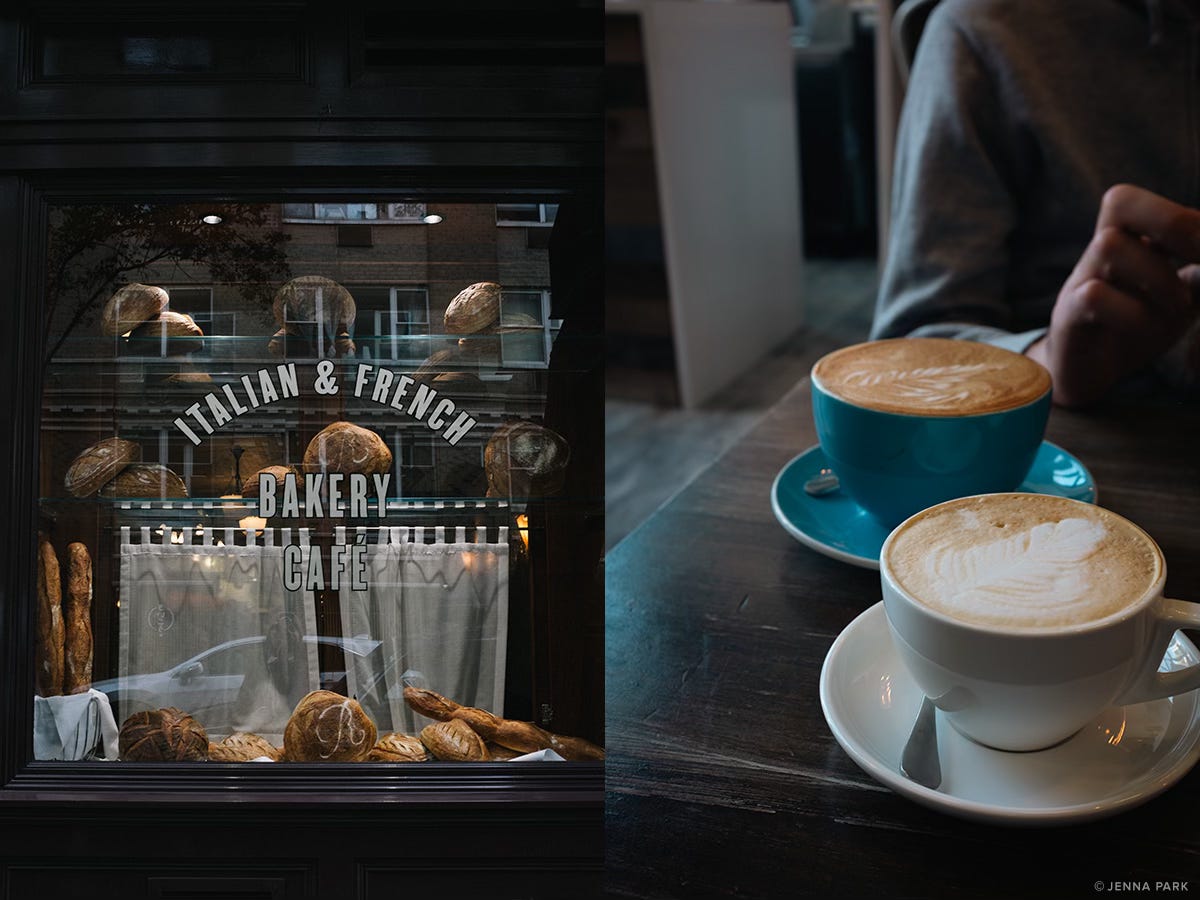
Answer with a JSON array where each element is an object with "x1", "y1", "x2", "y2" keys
[{"x1": 607, "y1": 0, "x2": 907, "y2": 548}]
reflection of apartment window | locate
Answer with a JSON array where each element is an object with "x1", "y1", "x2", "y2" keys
[
  {"x1": 317, "y1": 203, "x2": 376, "y2": 220},
  {"x1": 362, "y1": 287, "x2": 430, "y2": 363},
  {"x1": 400, "y1": 440, "x2": 435, "y2": 469},
  {"x1": 499, "y1": 289, "x2": 552, "y2": 368},
  {"x1": 282, "y1": 202, "x2": 426, "y2": 223},
  {"x1": 386, "y1": 203, "x2": 427, "y2": 221},
  {"x1": 496, "y1": 203, "x2": 558, "y2": 226}
]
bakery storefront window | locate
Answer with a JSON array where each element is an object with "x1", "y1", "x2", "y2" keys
[{"x1": 36, "y1": 199, "x2": 602, "y2": 767}]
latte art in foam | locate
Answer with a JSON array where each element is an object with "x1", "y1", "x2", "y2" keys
[
  {"x1": 838, "y1": 362, "x2": 995, "y2": 406},
  {"x1": 885, "y1": 494, "x2": 1162, "y2": 630},
  {"x1": 813, "y1": 338, "x2": 1051, "y2": 416}
]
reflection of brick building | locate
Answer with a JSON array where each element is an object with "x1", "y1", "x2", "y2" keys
[
  {"x1": 43, "y1": 200, "x2": 562, "y2": 501},
  {"x1": 161, "y1": 201, "x2": 558, "y2": 366}
]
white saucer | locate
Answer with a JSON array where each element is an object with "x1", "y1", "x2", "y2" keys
[
  {"x1": 819, "y1": 603, "x2": 1200, "y2": 825},
  {"x1": 771, "y1": 441, "x2": 1097, "y2": 570}
]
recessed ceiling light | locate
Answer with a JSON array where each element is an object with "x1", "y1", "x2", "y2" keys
[
  {"x1": 422, "y1": 214, "x2": 443, "y2": 224},
  {"x1": 201, "y1": 214, "x2": 223, "y2": 225}
]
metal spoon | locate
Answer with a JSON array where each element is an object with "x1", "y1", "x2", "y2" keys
[
  {"x1": 804, "y1": 468, "x2": 840, "y2": 497},
  {"x1": 900, "y1": 696, "x2": 941, "y2": 790}
]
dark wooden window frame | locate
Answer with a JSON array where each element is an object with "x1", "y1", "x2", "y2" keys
[{"x1": 0, "y1": 172, "x2": 602, "y2": 810}]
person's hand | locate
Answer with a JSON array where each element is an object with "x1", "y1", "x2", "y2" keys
[{"x1": 1026, "y1": 184, "x2": 1200, "y2": 407}]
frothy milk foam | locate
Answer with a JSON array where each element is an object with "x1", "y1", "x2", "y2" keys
[
  {"x1": 885, "y1": 494, "x2": 1162, "y2": 629},
  {"x1": 813, "y1": 338, "x2": 1051, "y2": 416}
]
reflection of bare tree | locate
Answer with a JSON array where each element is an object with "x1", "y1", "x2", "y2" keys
[{"x1": 45, "y1": 203, "x2": 291, "y2": 364}]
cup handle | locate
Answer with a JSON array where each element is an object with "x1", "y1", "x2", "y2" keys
[{"x1": 1117, "y1": 599, "x2": 1200, "y2": 706}]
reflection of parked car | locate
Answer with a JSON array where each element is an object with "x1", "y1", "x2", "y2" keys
[{"x1": 92, "y1": 635, "x2": 384, "y2": 730}]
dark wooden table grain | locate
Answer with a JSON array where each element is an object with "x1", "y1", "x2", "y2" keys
[{"x1": 605, "y1": 376, "x2": 1200, "y2": 900}]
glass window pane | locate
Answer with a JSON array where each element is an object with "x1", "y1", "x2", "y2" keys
[
  {"x1": 36, "y1": 198, "x2": 600, "y2": 767},
  {"x1": 281, "y1": 203, "x2": 314, "y2": 220}
]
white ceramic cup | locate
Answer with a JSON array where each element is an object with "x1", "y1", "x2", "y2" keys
[{"x1": 880, "y1": 498, "x2": 1200, "y2": 752}]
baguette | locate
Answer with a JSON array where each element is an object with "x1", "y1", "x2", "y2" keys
[
  {"x1": 35, "y1": 534, "x2": 64, "y2": 698},
  {"x1": 63, "y1": 542, "x2": 93, "y2": 695},
  {"x1": 403, "y1": 686, "x2": 604, "y2": 761}
]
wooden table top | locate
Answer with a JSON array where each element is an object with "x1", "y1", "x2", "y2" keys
[{"x1": 605, "y1": 376, "x2": 1200, "y2": 900}]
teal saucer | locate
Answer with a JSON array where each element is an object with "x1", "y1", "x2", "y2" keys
[{"x1": 770, "y1": 440, "x2": 1097, "y2": 570}]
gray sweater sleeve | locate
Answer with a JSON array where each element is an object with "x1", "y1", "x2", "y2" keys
[{"x1": 871, "y1": 5, "x2": 1047, "y2": 354}]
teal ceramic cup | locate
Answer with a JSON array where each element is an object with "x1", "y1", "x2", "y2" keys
[{"x1": 811, "y1": 341, "x2": 1052, "y2": 528}]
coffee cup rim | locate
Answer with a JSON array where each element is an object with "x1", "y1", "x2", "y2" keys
[
  {"x1": 810, "y1": 369, "x2": 1052, "y2": 420},
  {"x1": 879, "y1": 493, "x2": 1168, "y2": 638}
]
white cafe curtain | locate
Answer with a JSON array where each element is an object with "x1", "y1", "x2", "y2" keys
[
  {"x1": 118, "y1": 525, "x2": 319, "y2": 744},
  {"x1": 338, "y1": 526, "x2": 509, "y2": 735}
]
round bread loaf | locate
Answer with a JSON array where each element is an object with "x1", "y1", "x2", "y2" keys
[
  {"x1": 207, "y1": 733, "x2": 282, "y2": 762},
  {"x1": 131, "y1": 310, "x2": 204, "y2": 340},
  {"x1": 272, "y1": 275, "x2": 356, "y2": 332},
  {"x1": 98, "y1": 463, "x2": 188, "y2": 498},
  {"x1": 241, "y1": 464, "x2": 300, "y2": 498},
  {"x1": 303, "y1": 422, "x2": 392, "y2": 478},
  {"x1": 367, "y1": 732, "x2": 429, "y2": 763},
  {"x1": 64, "y1": 437, "x2": 141, "y2": 498},
  {"x1": 131, "y1": 312, "x2": 206, "y2": 357},
  {"x1": 101, "y1": 283, "x2": 169, "y2": 336},
  {"x1": 283, "y1": 690, "x2": 376, "y2": 762},
  {"x1": 445, "y1": 282, "x2": 501, "y2": 334},
  {"x1": 484, "y1": 421, "x2": 570, "y2": 498},
  {"x1": 119, "y1": 707, "x2": 209, "y2": 761}
]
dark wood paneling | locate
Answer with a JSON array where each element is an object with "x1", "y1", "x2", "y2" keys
[
  {"x1": 0, "y1": 806, "x2": 602, "y2": 898},
  {"x1": 0, "y1": 3, "x2": 602, "y2": 125}
]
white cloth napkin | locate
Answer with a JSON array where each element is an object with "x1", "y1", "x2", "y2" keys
[
  {"x1": 33, "y1": 690, "x2": 120, "y2": 761},
  {"x1": 508, "y1": 749, "x2": 566, "y2": 762}
]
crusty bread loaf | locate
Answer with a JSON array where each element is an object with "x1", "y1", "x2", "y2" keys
[
  {"x1": 98, "y1": 463, "x2": 188, "y2": 498},
  {"x1": 64, "y1": 437, "x2": 141, "y2": 498},
  {"x1": 63, "y1": 542, "x2": 93, "y2": 695},
  {"x1": 101, "y1": 283, "x2": 168, "y2": 336},
  {"x1": 129, "y1": 311, "x2": 205, "y2": 356},
  {"x1": 483, "y1": 421, "x2": 570, "y2": 499},
  {"x1": 303, "y1": 422, "x2": 392, "y2": 479},
  {"x1": 367, "y1": 732, "x2": 429, "y2": 762},
  {"x1": 444, "y1": 282, "x2": 501, "y2": 334},
  {"x1": 272, "y1": 275, "x2": 356, "y2": 333},
  {"x1": 35, "y1": 533, "x2": 64, "y2": 698},
  {"x1": 420, "y1": 719, "x2": 489, "y2": 761},
  {"x1": 241, "y1": 465, "x2": 300, "y2": 498},
  {"x1": 207, "y1": 733, "x2": 282, "y2": 762},
  {"x1": 283, "y1": 690, "x2": 376, "y2": 762},
  {"x1": 119, "y1": 708, "x2": 209, "y2": 761}
]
